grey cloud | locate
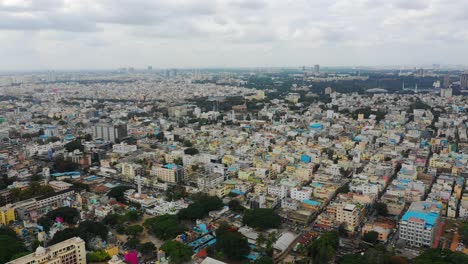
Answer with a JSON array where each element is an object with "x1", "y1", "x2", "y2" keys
[
  {"x1": 229, "y1": 0, "x2": 266, "y2": 10},
  {"x1": 393, "y1": 0, "x2": 429, "y2": 10}
]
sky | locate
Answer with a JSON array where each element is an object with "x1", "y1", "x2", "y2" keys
[{"x1": 0, "y1": 0, "x2": 468, "y2": 70}]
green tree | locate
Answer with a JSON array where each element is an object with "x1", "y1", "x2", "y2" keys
[
  {"x1": 138, "y1": 242, "x2": 156, "y2": 256},
  {"x1": 228, "y1": 199, "x2": 244, "y2": 212},
  {"x1": 87, "y1": 249, "x2": 111, "y2": 262},
  {"x1": 177, "y1": 194, "x2": 223, "y2": 221},
  {"x1": 64, "y1": 139, "x2": 84, "y2": 152},
  {"x1": 53, "y1": 156, "x2": 79, "y2": 172},
  {"x1": 184, "y1": 147, "x2": 199, "y2": 155},
  {"x1": 107, "y1": 186, "x2": 133, "y2": 203},
  {"x1": 242, "y1": 208, "x2": 281, "y2": 229},
  {"x1": 216, "y1": 228, "x2": 250, "y2": 261},
  {"x1": 160, "y1": 240, "x2": 192, "y2": 264},
  {"x1": 164, "y1": 185, "x2": 187, "y2": 202},
  {"x1": 459, "y1": 222, "x2": 468, "y2": 244},
  {"x1": 101, "y1": 213, "x2": 122, "y2": 227},
  {"x1": 0, "y1": 227, "x2": 28, "y2": 263},
  {"x1": 363, "y1": 231, "x2": 379, "y2": 244},
  {"x1": 37, "y1": 216, "x2": 54, "y2": 232},
  {"x1": 375, "y1": 202, "x2": 388, "y2": 216},
  {"x1": 124, "y1": 210, "x2": 142, "y2": 222},
  {"x1": 143, "y1": 214, "x2": 187, "y2": 240},
  {"x1": 125, "y1": 225, "x2": 144, "y2": 237},
  {"x1": 413, "y1": 248, "x2": 468, "y2": 264},
  {"x1": 307, "y1": 231, "x2": 339, "y2": 264},
  {"x1": 255, "y1": 256, "x2": 274, "y2": 264},
  {"x1": 126, "y1": 237, "x2": 140, "y2": 250},
  {"x1": 46, "y1": 207, "x2": 80, "y2": 224},
  {"x1": 50, "y1": 228, "x2": 78, "y2": 245}
]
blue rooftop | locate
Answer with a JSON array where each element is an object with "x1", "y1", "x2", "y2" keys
[
  {"x1": 231, "y1": 189, "x2": 245, "y2": 195},
  {"x1": 303, "y1": 199, "x2": 320, "y2": 206},
  {"x1": 402, "y1": 210, "x2": 439, "y2": 228}
]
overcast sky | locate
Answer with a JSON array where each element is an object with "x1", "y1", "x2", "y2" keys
[{"x1": 1, "y1": 0, "x2": 467, "y2": 70}]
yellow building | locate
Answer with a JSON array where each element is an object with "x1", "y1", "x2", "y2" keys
[{"x1": 0, "y1": 206, "x2": 15, "y2": 225}]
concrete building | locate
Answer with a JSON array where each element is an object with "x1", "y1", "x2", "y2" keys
[
  {"x1": 7, "y1": 237, "x2": 86, "y2": 264},
  {"x1": 92, "y1": 123, "x2": 128, "y2": 143},
  {"x1": 399, "y1": 201, "x2": 442, "y2": 247},
  {"x1": 336, "y1": 203, "x2": 364, "y2": 232},
  {"x1": 152, "y1": 164, "x2": 184, "y2": 183},
  {"x1": 0, "y1": 204, "x2": 15, "y2": 225}
]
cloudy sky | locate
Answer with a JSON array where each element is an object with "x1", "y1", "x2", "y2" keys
[{"x1": 1, "y1": 0, "x2": 467, "y2": 70}]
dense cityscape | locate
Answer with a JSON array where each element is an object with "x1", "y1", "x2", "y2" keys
[{"x1": 0, "y1": 66, "x2": 467, "y2": 264}]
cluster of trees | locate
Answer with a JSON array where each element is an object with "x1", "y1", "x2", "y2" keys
[
  {"x1": 306, "y1": 231, "x2": 339, "y2": 264},
  {"x1": 177, "y1": 194, "x2": 223, "y2": 221},
  {"x1": 102, "y1": 210, "x2": 143, "y2": 234},
  {"x1": 0, "y1": 227, "x2": 28, "y2": 263},
  {"x1": 215, "y1": 223, "x2": 250, "y2": 261},
  {"x1": 243, "y1": 208, "x2": 281, "y2": 229},
  {"x1": 143, "y1": 214, "x2": 187, "y2": 240},
  {"x1": 183, "y1": 147, "x2": 199, "y2": 155},
  {"x1": 86, "y1": 249, "x2": 111, "y2": 262},
  {"x1": 53, "y1": 156, "x2": 79, "y2": 172},
  {"x1": 375, "y1": 202, "x2": 388, "y2": 216},
  {"x1": 160, "y1": 240, "x2": 192, "y2": 264},
  {"x1": 107, "y1": 185, "x2": 134, "y2": 203},
  {"x1": 50, "y1": 220, "x2": 108, "y2": 248},
  {"x1": 352, "y1": 107, "x2": 387, "y2": 122},
  {"x1": 9, "y1": 182, "x2": 55, "y2": 202},
  {"x1": 164, "y1": 185, "x2": 187, "y2": 202},
  {"x1": 64, "y1": 139, "x2": 84, "y2": 152},
  {"x1": 413, "y1": 248, "x2": 468, "y2": 264},
  {"x1": 37, "y1": 207, "x2": 80, "y2": 231},
  {"x1": 227, "y1": 199, "x2": 245, "y2": 212},
  {"x1": 339, "y1": 246, "x2": 468, "y2": 264}
]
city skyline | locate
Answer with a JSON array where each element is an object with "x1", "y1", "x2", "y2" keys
[{"x1": 1, "y1": 0, "x2": 468, "y2": 71}]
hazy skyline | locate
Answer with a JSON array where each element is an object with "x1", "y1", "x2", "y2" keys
[{"x1": 1, "y1": 0, "x2": 468, "y2": 71}]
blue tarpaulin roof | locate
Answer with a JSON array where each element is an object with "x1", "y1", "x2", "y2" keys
[{"x1": 303, "y1": 199, "x2": 320, "y2": 206}]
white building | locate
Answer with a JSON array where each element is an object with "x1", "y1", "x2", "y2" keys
[{"x1": 7, "y1": 237, "x2": 86, "y2": 264}]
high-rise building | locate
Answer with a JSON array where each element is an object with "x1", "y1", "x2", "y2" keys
[
  {"x1": 7, "y1": 237, "x2": 86, "y2": 264},
  {"x1": 147, "y1": 66, "x2": 153, "y2": 71},
  {"x1": 443, "y1": 74, "x2": 450, "y2": 88},
  {"x1": 398, "y1": 201, "x2": 442, "y2": 247},
  {"x1": 460, "y1": 73, "x2": 468, "y2": 89},
  {"x1": 151, "y1": 164, "x2": 184, "y2": 183},
  {"x1": 92, "y1": 123, "x2": 128, "y2": 143},
  {"x1": 314, "y1": 64, "x2": 320, "y2": 73},
  {"x1": 440, "y1": 87, "x2": 452, "y2": 98}
]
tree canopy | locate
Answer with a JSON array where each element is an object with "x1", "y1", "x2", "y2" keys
[
  {"x1": 184, "y1": 147, "x2": 199, "y2": 155},
  {"x1": 307, "y1": 231, "x2": 339, "y2": 264},
  {"x1": 413, "y1": 248, "x2": 468, "y2": 264},
  {"x1": 363, "y1": 231, "x2": 379, "y2": 244},
  {"x1": 160, "y1": 240, "x2": 192, "y2": 264},
  {"x1": 177, "y1": 194, "x2": 223, "y2": 221},
  {"x1": 87, "y1": 249, "x2": 110, "y2": 263},
  {"x1": 107, "y1": 185, "x2": 133, "y2": 203},
  {"x1": 46, "y1": 207, "x2": 80, "y2": 224},
  {"x1": 0, "y1": 227, "x2": 28, "y2": 263},
  {"x1": 375, "y1": 202, "x2": 388, "y2": 216},
  {"x1": 215, "y1": 224, "x2": 249, "y2": 261},
  {"x1": 143, "y1": 214, "x2": 187, "y2": 240},
  {"x1": 242, "y1": 208, "x2": 281, "y2": 229}
]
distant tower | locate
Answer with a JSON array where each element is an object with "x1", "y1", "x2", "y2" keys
[
  {"x1": 443, "y1": 74, "x2": 450, "y2": 88},
  {"x1": 414, "y1": 83, "x2": 418, "y2": 93},
  {"x1": 314, "y1": 64, "x2": 320, "y2": 73},
  {"x1": 402, "y1": 82, "x2": 405, "y2": 90},
  {"x1": 43, "y1": 167, "x2": 50, "y2": 184},
  {"x1": 134, "y1": 175, "x2": 146, "y2": 198},
  {"x1": 259, "y1": 193, "x2": 266, "y2": 208}
]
